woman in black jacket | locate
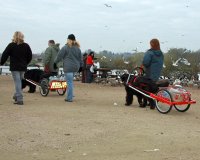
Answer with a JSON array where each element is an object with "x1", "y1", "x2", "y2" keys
[{"x1": 0, "y1": 31, "x2": 32, "y2": 105}]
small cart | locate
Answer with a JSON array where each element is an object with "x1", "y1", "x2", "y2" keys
[
  {"x1": 127, "y1": 67, "x2": 196, "y2": 114},
  {"x1": 25, "y1": 75, "x2": 67, "y2": 97}
]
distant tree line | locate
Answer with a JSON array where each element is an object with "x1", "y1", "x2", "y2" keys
[
  {"x1": 95, "y1": 48, "x2": 200, "y2": 79},
  {"x1": 1, "y1": 48, "x2": 200, "y2": 78}
]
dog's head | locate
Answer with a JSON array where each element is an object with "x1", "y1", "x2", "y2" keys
[
  {"x1": 24, "y1": 69, "x2": 45, "y2": 82},
  {"x1": 120, "y1": 73, "x2": 129, "y2": 83},
  {"x1": 121, "y1": 73, "x2": 137, "y2": 86}
]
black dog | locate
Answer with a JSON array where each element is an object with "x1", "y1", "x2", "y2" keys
[
  {"x1": 22, "y1": 69, "x2": 44, "y2": 93},
  {"x1": 121, "y1": 73, "x2": 170, "y2": 109},
  {"x1": 133, "y1": 76, "x2": 159, "y2": 109},
  {"x1": 121, "y1": 73, "x2": 146, "y2": 107}
]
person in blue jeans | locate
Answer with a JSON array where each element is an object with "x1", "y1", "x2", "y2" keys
[
  {"x1": 0, "y1": 31, "x2": 32, "y2": 105},
  {"x1": 54, "y1": 34, "x2": 82, "y2": 102},
  {"x1": 65, "y1": 72, "x2": 74, "y2": 101}
]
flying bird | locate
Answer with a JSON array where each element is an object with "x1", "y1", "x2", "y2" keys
[
  {"x1": 124, "y1": 61, "x2": 129, "y2": 64},
  {"x1": 104, "y1": 4, "x2": 112, "y2": 8},
  {"x1": 180, "y1": 58, "x2": 190, "y2": 66},
  {"x1": 171, "y1": 57, "x2": 181, "y2": 67},
  {"x1": 161, "y1": 41, "x2": 168, "y2": 44},
  {"x1": 172, "y1": 58, "x2": 190, "y2": 67},
  {"x1": 132, "y1": 48, "x2": 137, "y2": 52},
  {"x1": 101, "y1": 56, "x2": 107, "y2": 60},
  {"x1": 122, "y1": 56, "x2": 129, "y2": 64},
  {"x1": 163, "y1": 64, "x2": 166, "y2": 68}
]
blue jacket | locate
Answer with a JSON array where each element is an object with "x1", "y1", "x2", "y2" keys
[{"x1": 142, "y1": 49, "x2": 164, "y2": 81}]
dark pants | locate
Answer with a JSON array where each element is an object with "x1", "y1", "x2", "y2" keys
[
  {"x1": 86, "y1": 65, "x2": 93, "y2": 83},
  {"x1": 82, "y1": 69, "x2": 87, "y2": 83}
]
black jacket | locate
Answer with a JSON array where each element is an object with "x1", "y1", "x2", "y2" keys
[{"x1": 0, "y1": 42, "x2": 32, "y2": 71}]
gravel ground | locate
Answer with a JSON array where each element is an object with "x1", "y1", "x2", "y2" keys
[{"x1": 0, "y1": 75, "x2": 200, "y2": 160}]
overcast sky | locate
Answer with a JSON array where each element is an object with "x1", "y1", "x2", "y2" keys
[{"x1": 0, "y1": 0, "x2": 199, "y2": 54}]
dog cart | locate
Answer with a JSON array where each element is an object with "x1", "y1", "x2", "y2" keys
[
  {"x1": 127, "y1": 67, "x2": 196, "y2": 114},
  {"x1": 25, "y1": 75, "x2": 67, "y2": 97}
]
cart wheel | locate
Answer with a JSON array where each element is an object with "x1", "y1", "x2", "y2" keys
[
  {"x1": 39, "y1": 79, "x2": 49, "y2": 96},
  {"x1": 174, "y1": 98, "x2": 191, "y2": 112},
  {"x1": 156, "y1": 89, "x2": 173, "y2": 114},
  {"x1": 57, "y1": 88, "x2": 66, "y2": 96}
]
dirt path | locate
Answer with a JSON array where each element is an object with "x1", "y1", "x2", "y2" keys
[{"x1": 0, "y1": 75, "x2": 200, "y2": 160}]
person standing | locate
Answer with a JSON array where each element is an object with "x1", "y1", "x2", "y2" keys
[
  {"x1": 42, "y1": 40, "x2": 60, "y2": 78},
  {"x1": 142, "y1": 38, "x2": 164, "y2": 109},
  {"x1": 0, "y1": 31, "x2": 32, "y2": 105},
  {"x1": 142, "y1": 38, "x2": 164, "y2": 81},
  {"x1": 54, "y1": 34, "x2": 82, "y2": 102},
  {"x1": 81, "y1": 53, "x2": 88, "y2": 83},
  {"x1": 86, "y1": 51, "x2": 94, "y2": 83}
]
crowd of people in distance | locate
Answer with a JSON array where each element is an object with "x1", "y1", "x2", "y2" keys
[{"x1": 81, "y1": 51, "x2": 95, "y2": 83}]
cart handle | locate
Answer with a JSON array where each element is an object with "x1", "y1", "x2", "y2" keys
[{"x1": 150, "y1": 93, "x2": 196, "y2": 105}]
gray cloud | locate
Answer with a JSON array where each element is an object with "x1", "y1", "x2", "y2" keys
[{"x1": 0, "y1": 0, "x2": 200, "y2": 53}]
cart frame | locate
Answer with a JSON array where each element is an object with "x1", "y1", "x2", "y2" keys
[{"x1": 126, "y1": 67, "x2": 196, "y2": 114}]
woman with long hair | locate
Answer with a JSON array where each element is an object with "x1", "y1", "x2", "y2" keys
[
  {"x1": 54, "y1": 34, "x2": 82, "y2": 102},
  {"x1": 142, "y1": 38, "x2": 164, "y2": 109},
  {"x1": 0, "y1": 31, "x2": 32, "y2": 105},
  {"x1": 142, "y1": 38, "x2": 164, "y2": 81}
]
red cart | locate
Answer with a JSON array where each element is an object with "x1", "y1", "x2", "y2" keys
[
  {"x1": 25, "y1": 75, "x2": 67, "y2": 97},
  {"x1": 127, "y1": 67, "x2": 196, "y2": 114}
]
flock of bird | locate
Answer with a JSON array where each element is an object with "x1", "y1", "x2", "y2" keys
[
  {"x1": 101, "y1": 2, "x2": 191, "y2": 55},
  {"x1": 99, "y1": 55, "x2": 191, "y2": 66},
  {"x1": 172, "y1": 58, "x2": 191, "y2": 67}
]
